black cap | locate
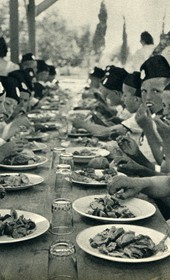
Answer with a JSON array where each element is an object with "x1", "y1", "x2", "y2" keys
[
  {"x1": 89, "y1": 67, "x2": 105, "y2": 79},
  {"x1": 8, "y1": 70, "x2": 31, "y2": 95},
  {"x1": 19, "y1": 82, "x2": 31, "y2": 96},
  {"x1": 123, "y1": 71, "x2": 141, "y2": 97},
  {"x1": 0, "y1": 76, "x2": 20, "y2": 103},
  {"x1": 37, "y1": 60, "x2": 49, "y2": 73},
  {"x1": 101, "y1": 67, "x2": 128, "y2": 91},
  {"x1": 48, "y1": 65, "x2": 56, "y2": 76},
  {"x1": 140, "y1": 55, "x2": 170, "y2": 81},
  {"x1": 21, "y1": 53, "x2": 36, "y2": 63},
  {"x1": 0, "y1": 81, "x2": 5, "y2": 96},
  {"x1": 105, "y1": 65, "x2": 117, "y2": 74}
]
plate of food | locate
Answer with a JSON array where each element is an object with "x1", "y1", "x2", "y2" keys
[
  {"x1": 0, "y1": 209, "x2": 50, "y2": 243},
  {"x1": 76, "y1": 224, "x2": 170, "y2": 263},
  {"x1": 66, "y1": 147, "x2": 110, "y2": 163},
  {"x1": 28, "y1": 112, "x2": 56, "y2": 122},
  {"x1": 71, "y1": 168, "x2": 125, "y2": 186},
  {"x1": 73, "y1": 195, "x2": 156, "y2": 222},
  {"x1": 24, "y1": 132, "x2": 49, "y2": 141},
  {"x1": 68, "y1": 128, "x2": 92, "y2": 138},
  {"x1": 0, "y1": 173, "x2": 44, "y2": 190},
  {"x1": 0, "y1": 151, "x2": 48, "y2": 170},
  {"x1": 26, "y1": 141, "x2": 47, "y2": 152}
]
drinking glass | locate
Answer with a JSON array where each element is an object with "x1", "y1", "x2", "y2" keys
[
  {"x1": 55, "y1": 164, "x2": 72, "y2": 198},
  {"x1": 58, "y1": 117, "x2": 68, "y2": 140},
  {"x1": 48, "y1": 240, "x2": 78, "y2": 280},
  {"x1": 50, "y1": 198, "x2": 73, "y2": 235},
  {"x1": 51, "y1": 147, "x2": 66, "y2": 170}
]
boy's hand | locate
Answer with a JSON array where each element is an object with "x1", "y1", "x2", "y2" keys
[
  {"x1": 107, "y1": 175, "x2": 144, "y2": 199},
  {"x1": 135, "y1": 104, "x2": 153, "y2": 129},
  {"x1": 116, "y1": 135, "x2": 139, "y2": 156}
]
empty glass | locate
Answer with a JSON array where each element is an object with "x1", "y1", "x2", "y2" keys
[
  {"x1": 55, "y1": 164, "x2": 72, "y2": 198},
  {"x1": 59, "y1": 153, "x2": 74, "y2": 170},
  {"x1": 48, "y1": 240, "x2": 78, "y2": 280},
  {"x1": 51, "y1": 147, "x2": 66, "y2": 170},
  {"x1": 50, "y1": 198, "x2": 73, "y2": 235},
  {"x1": 58, "y1": 117, "x2": 68, "y2": 140}
]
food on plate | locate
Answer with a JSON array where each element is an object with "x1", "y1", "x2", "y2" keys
[
  {"x1": 26, "y1": 141, "x2": 41, "y2": 150},
  {"x1": 1, "y1": 150, "x2": 40, "y2": 165},
  {"x1": 71, "y1": 128, "x2": 89, "y2": 134},
  {"x1": 0, "y1": 209, "x2": 36, "y2": 238},
  {"x1": 88, "y1": 156, "x2": 109, "y2": 169},
  {"x1": 0, "y1": 174, "x2": 30, "y2": 188},
  {"x1": 72, "y1": 148, "x2": 96, "y2": 156},
  {"x1": 89, "y1": 226, "x2": 168, "y2": 258},
  {"x1": 73, "y1": 137, "x2": 99, "y2": 147},
  {"x1": 87, "y1": 195, "x2": 135, "y2": 218},
  {"x1": 72, "y1": 168, "x2": 117, "y2": 184}
]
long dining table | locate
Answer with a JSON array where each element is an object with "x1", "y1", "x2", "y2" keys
[{"x1": 0, "y1": 85, "x2": 170, "y2": 280}]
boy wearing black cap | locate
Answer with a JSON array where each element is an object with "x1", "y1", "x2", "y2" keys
[
  {"x1": 0, "y1": 76, "x2": 20, "y2": 120},
  {"x1": 34, "y1": 60, "x2": 49, "y2": 100},
  {"x1": 111, "y1": 71, "x2": 143, "y2": 137},
  {"x1": 136, "y1": 55, "x2": 170, "y2": 164},
  {"x1": 20, "y1": 53, "x2": 37, "y2": 74},
  {"x1": 94, "y1": 66, "x2": 131, "y2": 123},
  {"x1": 72, "y1": 71, "x2": 141, "y2": 139},
  {"x1": 76, "y1": 67, "x2": 105, "y2": 110}
]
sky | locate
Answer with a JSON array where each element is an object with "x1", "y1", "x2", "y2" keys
[{"x1": 38, "y1": 0, "x2": 170, "y2": 55}]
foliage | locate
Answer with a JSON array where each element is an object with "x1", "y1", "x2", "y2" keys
[
  {"x1": 92, "y1": 1, "x2": 107, "y2": 62},
  {"x1": 120, "y1": 17, "x2": 129, "y2": 65},
  {"x1": 35, "y1": 12, "x2": 92, "y2": 67},
  {"x1": 0, "y1": 2, "x2": 92, "y2": 68}
]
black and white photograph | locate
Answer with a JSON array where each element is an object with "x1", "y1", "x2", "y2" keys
[{"x1": 0, "y1": 0, "x2": 170, "y2": 279}]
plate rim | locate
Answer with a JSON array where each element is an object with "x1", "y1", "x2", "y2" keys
[
  {"x1": 0, "y1": 209, "x2": 50, "y2": 243},
  {"x1": 76, "y1": 224, "x2": 170, "y2": 263},
  {"x1": 72, "y1": 169, "x2": 126, "y2": 186},
  {"x1": 66, "y1": 147, "x2": 110, "y2": 159},
  {"x1": 27, "y1": 142, "x2": 47, "y2": 151},
  {"x1": 0, "y1": 173, "x2": 44, "y2": 190},
  {"x1": 25, "y1": 132, "x2": 49, "y2": 140},
  {"x1": 0, "y1": 156, "x2": 48, "y2": 170},
  {"x1": 72, "y1": 195, "x2": 156, "y2": 222}
]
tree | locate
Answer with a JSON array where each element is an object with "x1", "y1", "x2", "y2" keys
[
  {"x1": 92, "y1": 0, "x2": 107, "y2": 62},
  {"x1": 120, "y1": 16, "x2": 129, "y2": 65},
  {"x1": 35, "y1": 11, "x2": 92, "y2": 68}
]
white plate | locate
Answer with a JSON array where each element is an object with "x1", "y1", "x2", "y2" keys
[
  {"x1": 73, "y1": 196, "x2": 156, "y2": 222},
  {"x1": 0, "y1": 209, "x2": 50, "y2": 243},
  {"x1": 76, "y1": 224, "x2": 170, "y2": 263},
  {"x1": 0, "y1": 156, "x2": 48, "y2": 171},
  {"x1": 0, "y1": 173, "x2": 44, "y2": 190},
  {"x1": 25, "y1": 133, "x2": 49, "y2": 141},
  {"x1": 66, "y1": 147, "x2": 110, "y2": 163},
  {"x1": 72, "y1": 169, "x2": 126, "y2": 186},
  {"x1": 26, "y1": 141, "x2": 47, "y2": 152}
]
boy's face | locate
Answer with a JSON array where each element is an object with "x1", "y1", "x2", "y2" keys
[
  {"x1": 36, "y1": 71, "x2": 49, "y2": 82},
  {"x1": 90, "y1": 76, "x2": 100, "y2": 88},
  {"x1": 20, "y1": 91, "x2": 30, "y2": 112},
  {"x1": 141, "y1": 77, "x2": 169, "y2": 114},
  {"x1": 162, "y1": 91, "x2": 170, "y2": 120},
  {"x1": 122, "y1": 84, "x2": 141, "y2": 113},
  {"x1": 4, "y1": 98, "x2": 17, "y2": 119}
]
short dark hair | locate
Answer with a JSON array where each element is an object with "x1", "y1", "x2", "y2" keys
[{"x1": 141, "y1": 31, "x2": 154, "y2": 45}]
